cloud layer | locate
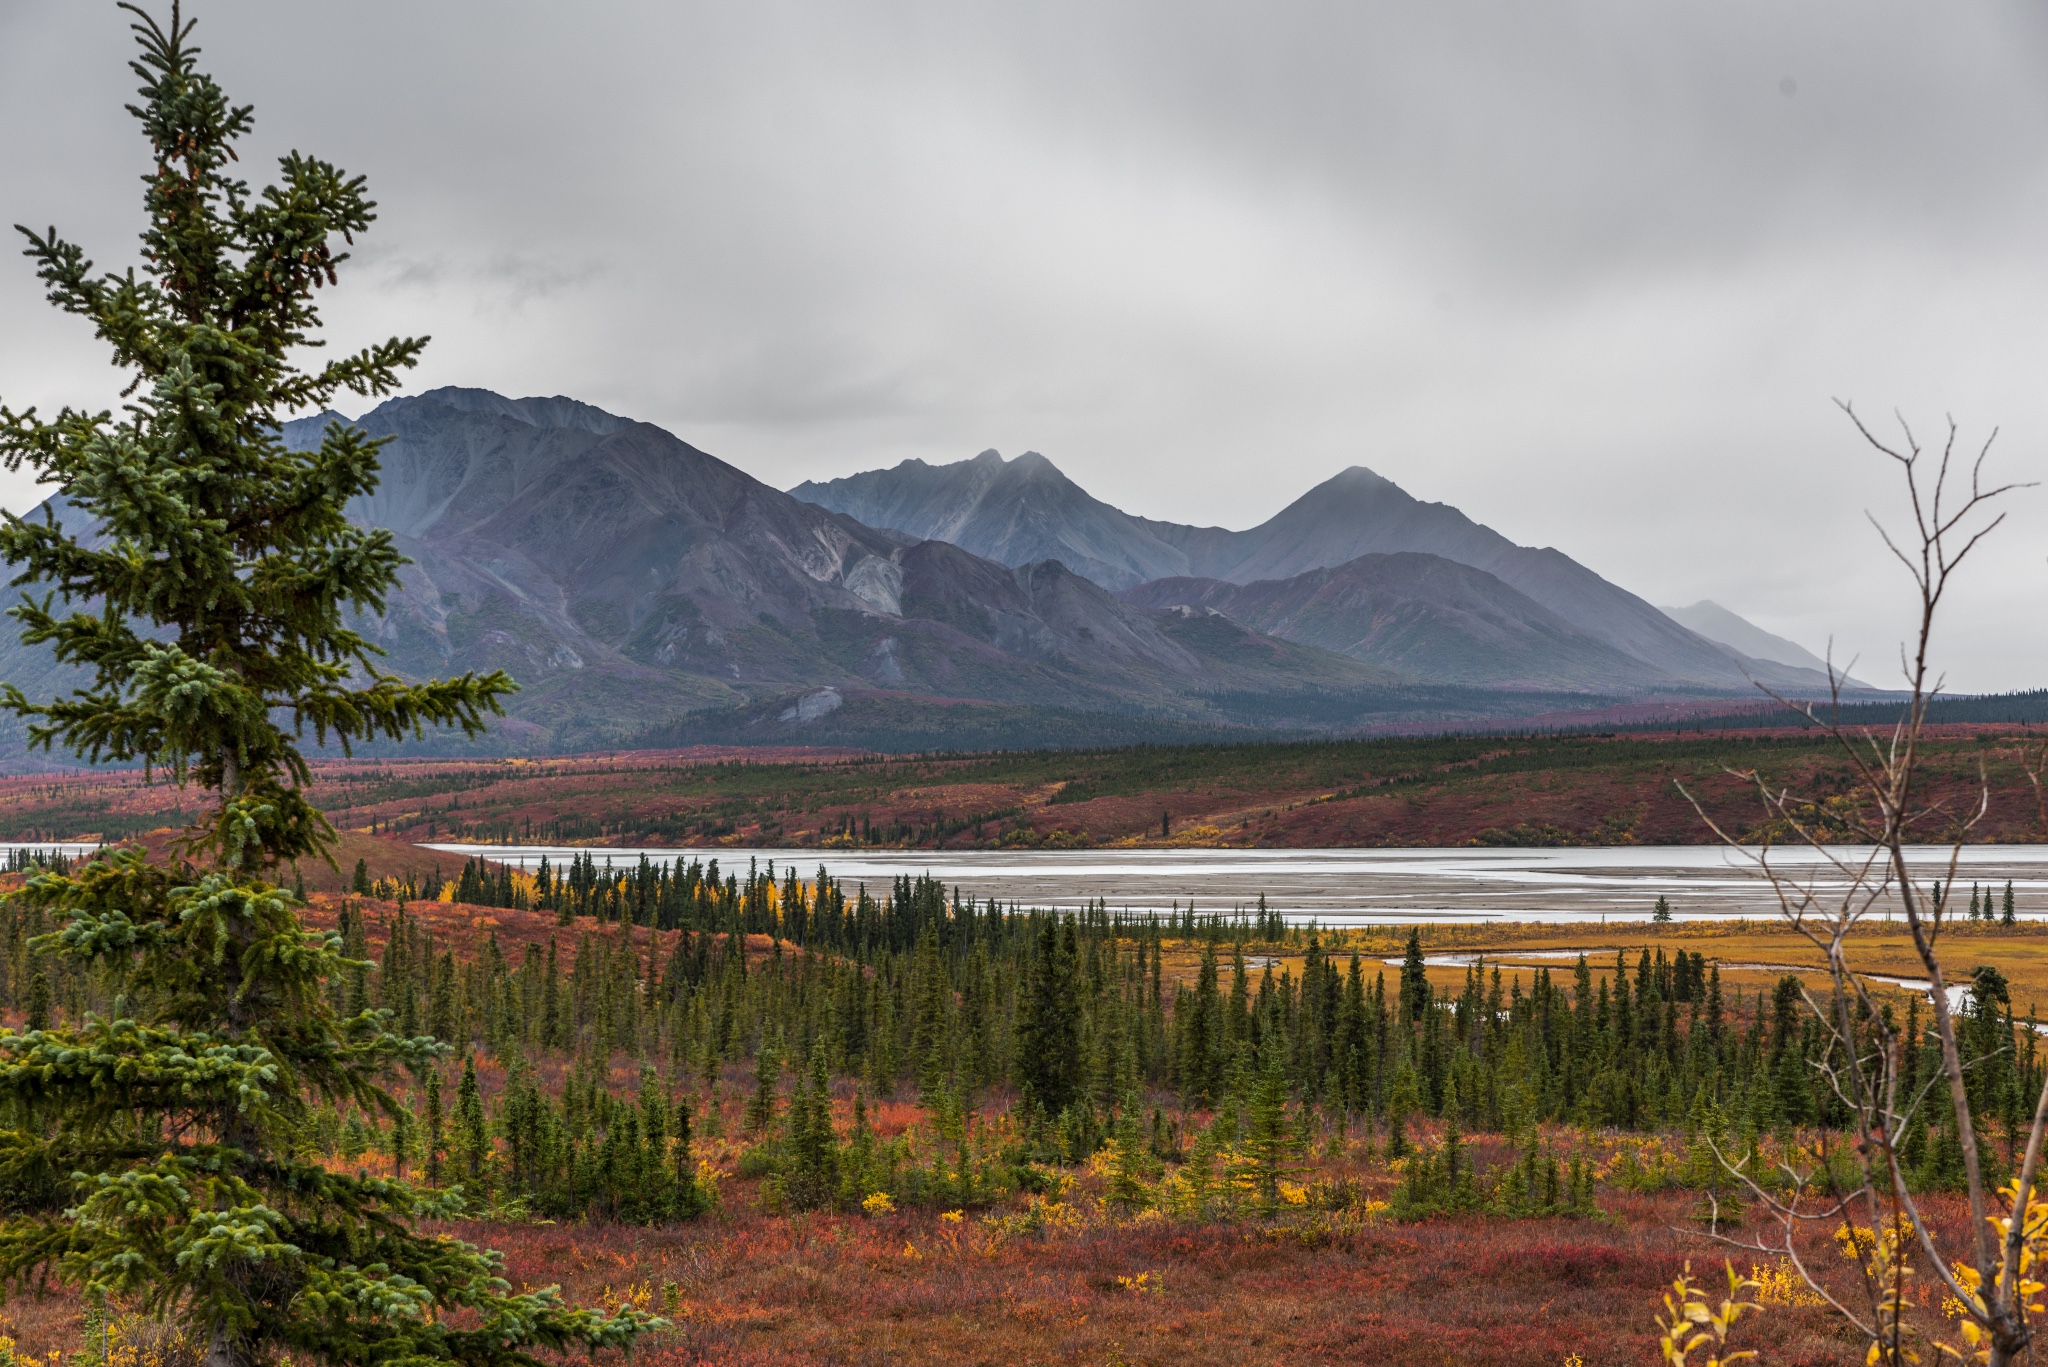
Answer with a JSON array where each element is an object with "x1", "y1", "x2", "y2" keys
[{"x1": 4, "y1": 1, "x2": 2047, "y2": 688}]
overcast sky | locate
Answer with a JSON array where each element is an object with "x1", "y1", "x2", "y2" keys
[{"x1": 4, "y1": 1, "x2": 2047, "y2": 689}]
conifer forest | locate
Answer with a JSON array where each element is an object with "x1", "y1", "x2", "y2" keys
[{"x1": 9, "y1": 841, "x2": 2048, "y2": 1364}]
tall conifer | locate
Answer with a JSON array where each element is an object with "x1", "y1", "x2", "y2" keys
[{"x1": 0, "y1": 9, "x2": 647, "y2": 1367}]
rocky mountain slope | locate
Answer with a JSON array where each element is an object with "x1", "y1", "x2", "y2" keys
[
  {"x1": 791, "y1": 449, "x2": 1196, "y2": 590},
  {"x1": 795, "y1": 452, "x2": 1840, "y2": 692},
  {"x1": 0, "y1": 390, "x2": 1875, "y2": 759},
  {"x1": 0, "y1": 389, "x2": 1404, "y2": 756}
]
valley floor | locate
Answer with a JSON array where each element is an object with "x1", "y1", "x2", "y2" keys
[
  {"x1": 1, "y1": 727, "x2": 2045, "y2": 884},
  {"x1": 4, "y1": 903, "x2": 2035, "y2": 1366}
]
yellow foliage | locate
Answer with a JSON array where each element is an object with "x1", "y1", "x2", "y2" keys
[
  {"x1": 862, "y1": 1191, "x2": 896, "y2": 1215},
  {"x1": 71, "y1": 1312, "x2": 205, "y2": 1367},
  {"x1": 1927, "y1": 1180, "x2": 2048, "y2": 1364},
  {"x1": 1655, "y1": 1260, "x2": 1762, "y2": 1367},
  {"x1": 1751, "y1": 1260, "x2": 1827, "y2": 1308}
]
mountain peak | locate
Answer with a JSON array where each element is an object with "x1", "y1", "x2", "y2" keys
[
  {"x1": 369, "y1": 387, "x2": 635, "y2": 437},
  {"x1": 1006, "y1": 450, "x2": 1068, "y2": 481}
]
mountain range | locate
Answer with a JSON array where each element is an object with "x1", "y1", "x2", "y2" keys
[
  {"x1": 794, "y1": 450, "x2": 1850, "y2": 695},
  {"x1": 0, "y1": 390, "x2": 1860, "y2": 757}
]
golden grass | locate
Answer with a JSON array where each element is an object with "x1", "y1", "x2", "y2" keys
[{"x1": 1151, "y1": 919, "x2": 2048, "y2": 1016}]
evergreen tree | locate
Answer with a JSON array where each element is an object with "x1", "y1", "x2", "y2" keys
[
  {"x1": 424, "y1": 1066, "x2": 445, "y2": 1186},
  {"x1": 1180, "y1": 940, "x2": 1221, "y2": 1105},
  {"x1": 779, "y1": 1041, "x2": 840, "y2": 1211},
  {"x1": 1399, "y1": 927, "x2": 1429, "y2": 1022},
  {"x1": 1243, "y1": 1047, "x2": 1299, "y2": 1212},
  {"x1": 1385, "y1": 1063, "x2": 1420, "y2": 1158},
  {"x1": 1015, "y1": 916, "x2": 1081, "y2": 1119},
  {"x1": 0, "y1": 11, "x2": 644, "y2": 1367},
  {"x1": 672, "y1": 1093, "x2": 709, "y2": 1216},
  {"x1": 1103, "y1": 1093, "x2": 1159, "y2": 1210},
  {"x1": 746, "y1": 1035, "x2": 783, "y2": 1132},
  {"x1": 23, "y1": 965, "x2": 49, "y2": 1032},
  {"x1": 453, "y1": 1053, "x2": 491, "y2": 1187}
]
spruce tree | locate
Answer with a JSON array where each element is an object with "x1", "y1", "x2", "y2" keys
[
  {"x1": 0, "y1": 9, "x2": 646, "y2": 1367},
  {"x1": 746, "y1": 1035, "x2": 783, "y2": 1132},
  {"x1": 1243, "y1": 1047, "x2": 1299, "y2": 1212},
  {"x1": 779, "y1": 1041, "x2": 840, "y2": 1211},
  {"x1": 1015, "y1": 915, "x2": 1081, "y2": 1119}
]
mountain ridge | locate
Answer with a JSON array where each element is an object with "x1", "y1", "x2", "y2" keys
[
  {"x1": 0, "y1": 389, "x2": 1871, "y2": 758},
  {"x1": 0, "y1": 388, "x2": 1411, "y2": 755},
  {"x1": 795, "y1": 451, "x2": 1843, "y2": 693}
]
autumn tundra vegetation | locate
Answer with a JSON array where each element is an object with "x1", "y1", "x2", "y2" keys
[{"x1": 7, "y1": 5, "x2": 2048, "y2": 1367}]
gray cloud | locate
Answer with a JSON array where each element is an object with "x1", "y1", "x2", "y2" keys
[{"x1": 3, "y1": 1, "x2": 2047, "y2": 689}]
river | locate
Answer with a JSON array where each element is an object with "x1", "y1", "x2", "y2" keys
[{"x1": 416, "y1": 842, "x2": 2048, "y2": 926}]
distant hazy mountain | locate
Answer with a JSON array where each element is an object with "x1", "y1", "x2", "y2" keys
[
  {"x1": 0, "y1": 389, "x2": 1409, "y2": 756},
  {"x1": 1660, "y1": 600, "x2": 1839, "y2": 677},
  {"x1": 1123, "y1": 553, "x2": 1678, "y2": 691},
  {"x1": 796, "y1": 452, "x2": 1839, "y2": 692}
]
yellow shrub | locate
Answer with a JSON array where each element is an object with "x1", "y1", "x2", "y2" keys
[{"x1": 1751, "y1": 1260, "x2": 1826, "y2": 1308}]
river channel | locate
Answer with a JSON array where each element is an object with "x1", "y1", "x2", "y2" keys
[{"x1": 418, "y1": 843, "x2": 2048, "y2": 926}]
